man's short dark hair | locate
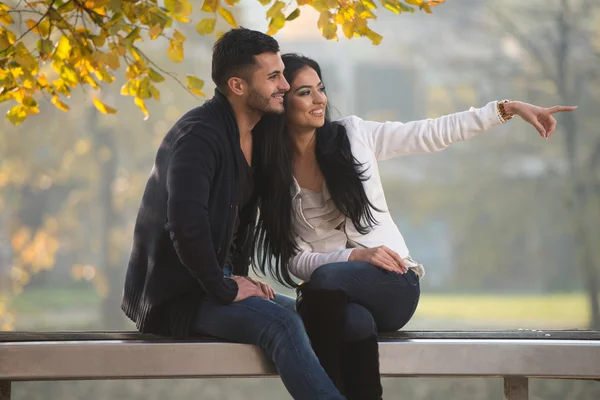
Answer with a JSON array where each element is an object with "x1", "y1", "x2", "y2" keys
[{"x1": 212, "y1": 28, "x2": 280, "y2": 92}]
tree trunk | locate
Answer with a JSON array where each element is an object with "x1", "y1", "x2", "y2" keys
[
  {"x1": 555, "y1": 0, "x2": 600, "y2": 329},
  {"x1": 90, "y1": 110, "x2": 125, "y2": 329}
]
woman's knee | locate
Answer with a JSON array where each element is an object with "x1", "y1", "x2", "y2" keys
[
  {"x1": 308, "y1": 261, "x2": 370, "y2": 290},
  {"x1": 344, "y1": 303, "x2": 376, "y2": 342}
]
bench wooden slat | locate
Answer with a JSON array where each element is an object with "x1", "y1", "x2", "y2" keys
[{"x1": 2, "y1": 337, "x2": 600, "y2": 380}]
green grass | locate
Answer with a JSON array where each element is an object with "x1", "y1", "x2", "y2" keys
[
  {"x1": 10, "y1": 287, "x2": 102, "y2": 314},
  {"x1": 7, "y1": 288, "x2": 592, "y2": 327},
  {"x1": 417, "y1": 293, "x2": 590, "y2": 325}
]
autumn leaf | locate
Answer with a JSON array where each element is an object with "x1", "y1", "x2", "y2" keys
[
  {"x1": 201, "y1": 0, "x2": 220, "y2": 13},
  {"x1": 267, "y1": 15, "x2": 286, "y2": 35},
  {"x1": 134, "y1": 97, "x2": 149, "y2": 120},
  {"x1": 6, "y1": 105, "x2": 27, "y2": 125},
  {"x1": 218, "y1": 7, "x2": 239, "y2": 28},
  {"x1": 196, "y1": 18, "x2": 217, "y2": 35},
  {"x1": 364, "y1": 27, "x2": 383, "y2": 45},
  {"x1": 51, "y1": 95, "x2": 70, "y2": 111},
  {"x1": 286, "y1": 9, "x2": 301, "y2": 21},
  {"x1": 92, "y1": 97, "x2": 117, "y2": 114},
  {"x1": 148, "y1": 23, "x2": 162, "y2": 40},
  {"x1": 148, "y1": 68, "x2": 165, "y2": 82},
  {"x1": 167, "y1": 39, "x2": 184, "y2": 62},
  {"x1": 0, "y1": 0, "x2": 441, "y2": 125},
  {"x1": 342, "y1": 20, "x2": 355, "y2": 38},
  {"x1": 267, "y1": 1, "x2": 286, "y2": 19},
  {"x1": 186, "y1": 75, "x2": 205, "y2": 96}
]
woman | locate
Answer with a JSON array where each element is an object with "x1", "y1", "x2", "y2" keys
[{"x1": 252, "y1": 53, "x2": 575, "y2": 399}]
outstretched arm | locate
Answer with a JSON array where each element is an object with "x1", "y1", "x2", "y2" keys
[{"x1": 345, "y1": 100, "x2": 576, "y2": 161}]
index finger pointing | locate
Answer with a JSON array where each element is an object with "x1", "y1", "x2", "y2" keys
[{"x1": 549, "y1": 105, "x2": 577, "y2": 114}]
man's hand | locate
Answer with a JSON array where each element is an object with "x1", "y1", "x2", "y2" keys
[
  {"x1": 505, "y1": 101, "x2": 577, "y2": 138},
  {"x1": 246, "y1": 276, "x2": 276, "y2": 300},
  {"x1": 231, "y1": 276, "x2": 275, "y2": 302},
  {"x1": 349, "y1": 246, "x2": 408, "y2": 274}
]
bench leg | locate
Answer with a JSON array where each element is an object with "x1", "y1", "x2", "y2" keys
[
  {"x1": 0, "y1": 381, "x2": 10, "y2": 400},
  {"x1": 504, "y1": 377, "x2": 528, "y2": 400}
]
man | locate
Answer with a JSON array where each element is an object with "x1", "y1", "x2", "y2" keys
[{"x1": 121, "y1": 28, "x2": 345, "y2": 399}]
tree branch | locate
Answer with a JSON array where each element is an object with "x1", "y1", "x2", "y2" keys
[
  {"x1": 2, "y1": 0, "x2": 56, "y2": 55},
  {"x1": 492, "y1": 9, "x2": 556, "y2": 83}
]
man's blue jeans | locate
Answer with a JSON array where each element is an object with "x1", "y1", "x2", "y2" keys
[{"x1": 192, "y1": 265, "x2": 344, "y2": 400}]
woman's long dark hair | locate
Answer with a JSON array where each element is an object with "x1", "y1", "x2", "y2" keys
[{"x1": 252, "y1": 53, "x2": 380, "y2": 288}]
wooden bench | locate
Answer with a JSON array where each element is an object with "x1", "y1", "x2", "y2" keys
[{"x1": 1, "y1": 330, "x2": 599, "y2": 399}]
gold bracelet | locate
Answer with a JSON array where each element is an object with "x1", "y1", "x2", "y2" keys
[{"x1": 497, "y1": 99, "x2": 513, "y2": 123}]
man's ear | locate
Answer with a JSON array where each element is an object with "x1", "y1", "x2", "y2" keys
[{"x1": 227, "y1": 77, "x2": 246, "y2": 96}]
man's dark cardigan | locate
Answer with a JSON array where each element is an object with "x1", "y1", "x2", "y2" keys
[{"x1": 121, "y1": 90, "x2": 258, "y2": 338}]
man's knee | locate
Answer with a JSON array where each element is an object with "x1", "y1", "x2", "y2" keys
[
  {"x1": 344, "y1": 303, "x2": 376, "y2": 342},
  {"x1": 258, "y1": 309, "x2": 306, "y2": 349}
]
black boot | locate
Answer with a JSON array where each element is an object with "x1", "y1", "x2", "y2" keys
[
  {"x1": 296, "y1": 286, "x2": 348, "y2": 394},
  {"x1": 341, "y1": 335, "x2": 383, "y2": 400}
]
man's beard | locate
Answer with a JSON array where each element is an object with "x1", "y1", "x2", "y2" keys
[{"x1": 247, "y1": 87, "x2": 283, "y2": 115}]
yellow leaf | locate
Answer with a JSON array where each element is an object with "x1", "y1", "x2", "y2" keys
[
  {"x1": 186, "y1": 75, "x2": 205, "y2": 95},
  {"x1": 318, "y1": 10, "x2": 331, "y2": 29},
  {"x1": 297, "y1": 0, "x2": 311, "y2": 5},
  {"x1": 322, "y1": 21, "x2": 338, "y2": 40},
  {"x1": 149, "y1": 85, "x2": 160, "y2": 101},
  {"x1": 106, "y1": 51, "x2": 121, "y2": 70},
  {"x1": 114, "y1": 44, "x2": 127, "y2": 56},
  {"x1": 224, "y1": 0, "x2": 240, "y2": 5},
  {"x1": 360, "y1": 0, "x2": 376, "y2": 9},
  {"x1": 166, "y1": 39, "x2": 184, "y2": 62},
  {"x1": 0, "y1": 11, "x2": 13, "y2": 26},
  {"x1": 38, "y1": 19, "x2": 51, "y2": 37},
  {"x1": 124, "y1": 26, "x2": 141, "y2": 47},
  {"x1": 201, "y1": 0, "x2": 220, "y2": 13},
  {"x1": 36, "y1": 39, "x2": 53, "y2": 56},
  {"x1": 173, "y1": 29, "x2": 186, "y2": 43},
  {"x1": 60, "y1": 65, "x2": 78, "y2": 86},
  {"x1": 364, "y1": 27, "x2": 382, "y2": 45},
  {"x1": 354, "y1": 2, "x2": 376, "y2": 18},
  {"x1": 51, "y1": 95, "x2": 70, "y2": 111},
  {"x1": 53, "y1": 36, "x2": 72, "y2": 60},
  {"x1": 22, "y1": 96, "x2": 37, "y2": 109},
  {"x1": 342, "y1": 20, "x2": 355, "y2": 38},
  {"x1": 218, "y1": 7, "x2": 238, "y2": 28},
  {"x1": 165, "y1": 0, "x2": 193, "y2": 17},
  {"x1": 83, "y1": 74, "x2": 100, "y2": 89},
  {"x1": 196, "y1": 18, "x2": 216, "y2": 35},
  {"x1": 130, "y1": 46, "x2": 143, "y2": 62},
  {"x1": 120, "y1": 79, "x2": 139, "y2": 96},
  {"x1": 148, "y1": 68, "x2": 165, "y2": 82},
  {"x1": 267, "y1": 1, "x2": 286, "y2": 19},
  {"x1": 148, "y1": 23, "x2": 162, "y2": 39},
  {"x1": 266, "y1": 15, "x2": 286, "y2": 36},
  {"x1": 37, "y1": 74, "x2": 49, "y2": 87},
  {"x1": 92, "y1": 33, "x2": 106, "y2": 47},
  {"x1": 137, "y1": 77, "x2": 151, "y2": 99},
  {"x1": 312, "y1": 0, "x2": 329, "y2": 12},
  {"x1": 325, "y1": 0, "x2": 338, "y2": 9},
  {"x1": 6, "y1": 105, "x2": 27, "y2": 125},
  {"x1": 286, "y1": 8, "x2": 301, "y2": 21},
  {"x1": 92, "y1": 97, "x2": 117, "y2": 114},
  {"x1": 258, "y1": 0, "x2": 272, "y2": 5},
  {"x1": 380, "y1": 0, "x2": 402, "y2": 14},
  {"x1": 25, "y1": 19, "x2": 38, "y2": 32},
  {"x1": 134, "y1": 97, "x2": 149, "y2": 120}
]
